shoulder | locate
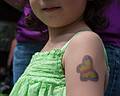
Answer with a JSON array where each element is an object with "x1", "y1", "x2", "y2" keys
[
  {"x1": 74, "y1": 31, "x2": 102, "y2": 44},
  {"x1": 65, "y1": 31, "x2": 104, "y2": 53},
  {"x1": 63, "y1": 31, "x2": 106, "y2": 71}
]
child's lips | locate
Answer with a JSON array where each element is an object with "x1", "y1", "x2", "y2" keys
[{"x1": 42, "y1": 6, "x2": 61, "y2": 12}]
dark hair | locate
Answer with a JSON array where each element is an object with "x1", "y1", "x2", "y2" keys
[{"x1": 84, "y1": 0, "x2": 109, "y2": 31}]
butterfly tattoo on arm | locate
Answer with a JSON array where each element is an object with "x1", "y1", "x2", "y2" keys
[{"x1": 77, "y1": 55, "x2": 99, "y2": 81}]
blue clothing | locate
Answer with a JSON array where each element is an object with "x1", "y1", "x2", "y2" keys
[
  {"x1": 13, "y1": 42, "x2": 46, "y2": 83},
  {"x1": 95, "y1": 1, "x2": 120, "y2": 96},
  {"x1": 104, "y1": 44, "x2": 120, "y2": 96}
]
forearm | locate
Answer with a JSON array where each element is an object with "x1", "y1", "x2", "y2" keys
[
  {"x1": 3, "y1": 0, "x2": 25, "y2": 11},
  {"x1": 7, "y1": 39, "x2": 17, "y2": 68}
]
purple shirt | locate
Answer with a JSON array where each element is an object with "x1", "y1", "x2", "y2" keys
[
  {"x1": 16, "y1": 3, "x2": 48, "y2": 42},
  {"x1": 96, "y1": 0, "x2": 120, "y2": 47}
]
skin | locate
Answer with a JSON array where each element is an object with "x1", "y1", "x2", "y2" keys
[
  {"x1": 63, "y1": 32, "x2": 107, "y2": 96},
  {"x1": 29, "y1": 0, "x2": 88, "y2": 50},
  {"x1": 30, "y1": 0, "x2": 87, "y2": 28},
  {"x1": 29, "y1": 0, "x2": 108, "y2": 96}
]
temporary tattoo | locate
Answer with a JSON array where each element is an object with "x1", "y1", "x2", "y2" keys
[{"x1": 77, "y1": 55, "x2": 99, "y2": 81}]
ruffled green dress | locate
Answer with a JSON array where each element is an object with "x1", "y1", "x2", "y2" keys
[
  {"x1": 10, "y1": 45, "x2": 68, "y2": 96},
  {"x1": 10, "y1": 32, "x2": 109, "y2": 96}
]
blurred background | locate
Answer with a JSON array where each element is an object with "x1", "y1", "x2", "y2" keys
[{"x1": 0, "y1": 0, "x2": 21, "y2": 95}]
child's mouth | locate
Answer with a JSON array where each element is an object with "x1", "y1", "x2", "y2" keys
[{"x1": 42, "y1": 7, "x2": 61, "y2": 12}]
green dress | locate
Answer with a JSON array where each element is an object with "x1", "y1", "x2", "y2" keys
[
  {"x1": 10, "y1": 32, "x2": 109, "y2": 96},
  {"x1": 10, "y1": 45, "x2": 68, "y2": 96}
]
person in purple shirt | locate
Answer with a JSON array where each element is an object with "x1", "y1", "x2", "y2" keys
[
  {"x1": 3, "y1": 0, "x2": 48, "y2": 84},
  {"x1": 95, "y1": 0, "x2": 120, "y2": 96}
]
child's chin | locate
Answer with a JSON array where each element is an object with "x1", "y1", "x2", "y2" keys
[
  {"x1": 47, "y1": 24, "x2": 65, "y2": 28},
  {"x1": 47, "y1": 22, "x2": 70, "y2": 28}
]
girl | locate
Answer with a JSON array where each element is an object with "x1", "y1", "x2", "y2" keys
[{"x1": 10, "y1": 0, "x2": 109, "y2": 96}]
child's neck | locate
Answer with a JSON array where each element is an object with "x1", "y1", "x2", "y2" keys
[
  {"x1": 42, "y1": 21, "x2": 90, "y2": 52},
  {"x1": 48, "y1": 20, "x2": 88, "y2": 43}
]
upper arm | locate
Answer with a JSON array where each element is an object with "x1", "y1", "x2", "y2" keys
[{"x1": 64, "y1": 32, "x2": 107, "y2": 96}]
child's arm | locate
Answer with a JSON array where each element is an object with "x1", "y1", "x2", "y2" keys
[
  {"x1": 63, "y1": 32, "x2": 108, "y2": 96},
  {"x1": 7, "y1": 39, "x2": 17, "y2": 68},
  {"x1": 3, "y1": 0, "x2": 26, "y2": 11}
]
